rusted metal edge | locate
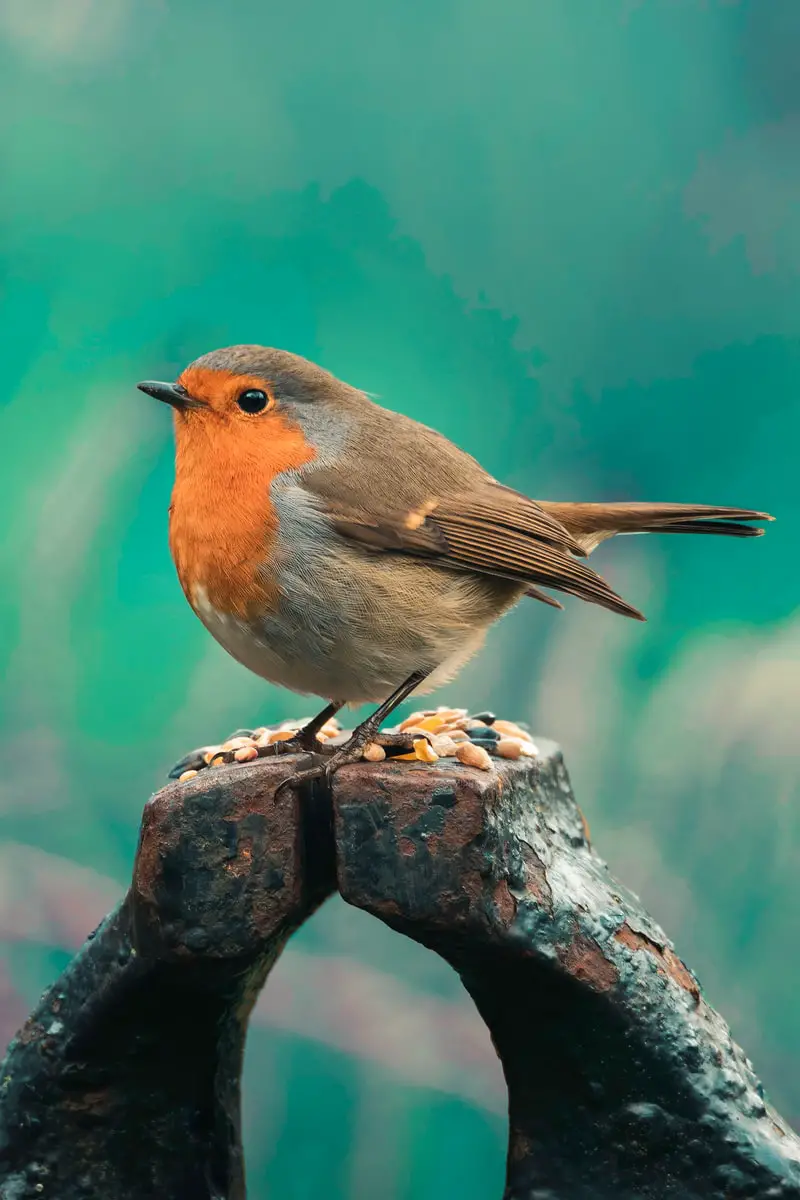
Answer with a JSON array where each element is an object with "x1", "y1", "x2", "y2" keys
[{"x1": 333, "y1": 743, "x2": 800, "y2": 1199}]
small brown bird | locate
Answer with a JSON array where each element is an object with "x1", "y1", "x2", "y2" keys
[{"x1": 138, "y1": 345, "x2": 773, "y2": 781}]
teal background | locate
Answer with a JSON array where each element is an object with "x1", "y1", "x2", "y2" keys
[{"x1": 1, "y1": 0, "x2": 798, "y2": 1194}]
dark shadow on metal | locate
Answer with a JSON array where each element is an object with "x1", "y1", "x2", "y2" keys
[{"x1": 1, "y1": 741, "x2": 799, "y2": 1199}]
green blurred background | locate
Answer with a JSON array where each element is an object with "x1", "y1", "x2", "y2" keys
[{"x1": 1, "y1": 0, "x2": 798, "y2": 1194}]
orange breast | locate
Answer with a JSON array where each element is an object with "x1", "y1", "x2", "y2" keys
[{"x1": 168, "y1": 406, "x2": 316, "y2": 622}]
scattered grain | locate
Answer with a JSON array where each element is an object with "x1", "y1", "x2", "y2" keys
[
  {"x1": 399, "y1": 711, "x2": 426, "y2": 731},
  {"x1": 468, "y1": 726, "x2": 500, "y2": 742},
  {"x1": 455, "y1": 742, "x2": 492, "y2": 770},
  {"x1": 234, "y1": 745, "x2": 259, "y2": 762},
  {"x1": 268, "y1": 729, "x2": 296, "y2": 744},
  {"x1": 496, "y1": 738, "x2": 522, "y2": 759},
  {"x1": 413, "y1": 738, "x2": 440, "y2": 764},
  {"x1": 493, "y1": 719, "x2": 528, "y2": 739},
  {"x1": 362, "y1": 742, "x2": 386, "y2": 762},
  {"x1": 430, "y1": 734, "x2": 459, "y2": 758},
  {"x1": 221, "y1": 737, "x2": 254, "y2": 752},
  {"x1": 416, "y1": 714, "x2": 446, "y2": 733},
  {"x1": 175, "y1": 710, "x2": 531, "y2": 780},
  {"x1": 397, "y1": 725, "x2": 428, "y2": 739}
]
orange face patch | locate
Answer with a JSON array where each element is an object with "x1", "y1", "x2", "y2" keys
[
  {"x1": 177, "y1": 366, "x2": 277, "y2": 415},
  {"x1": 167, "y1": 368, "x2": 316, "y2": 621}
]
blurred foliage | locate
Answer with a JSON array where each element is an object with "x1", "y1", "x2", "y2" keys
[{"x1": 1, "y1": 0, "x2": 798, "y2": 1194}]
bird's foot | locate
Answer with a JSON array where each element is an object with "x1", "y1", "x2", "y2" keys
[
  {"x1": 168, "y1": 704, "x2": 537, "y2": 786},
  {"x1": 273, "y1": 744, "x2": 361, "y2": 799},
  {"x1": 272, "y1": 726, "x2": 437, "y2": 798},
  {"x1": 167, "y1": 714, "x2": 342, "y2": 780},
  {"x1": 272, "y1": 668, "x2": 433, "y2": 788}
]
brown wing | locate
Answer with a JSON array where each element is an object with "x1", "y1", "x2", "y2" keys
[{"x1": 314, "y1": 479, "x2": 645, "y2": 621}]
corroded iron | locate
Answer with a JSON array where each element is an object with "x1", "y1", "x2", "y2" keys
[
  {"x1": 334, "y1": 742, "x2": 800, "y2": 1197},
  {"x1": 0, "y1": 761, "x2": 333, "y2": 1200},
  {"x1": 1, "y1": 741, "x2": 799, "y2": 1199}
]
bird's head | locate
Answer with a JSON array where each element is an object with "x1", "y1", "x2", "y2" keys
[{"x1": 138, "y1": 344, "x2": 362, "y2": 464}]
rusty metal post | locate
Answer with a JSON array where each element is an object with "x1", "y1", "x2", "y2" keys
[
  {"x1": 0, "y1": 762, "x2": 334, "y2": 1200},
  {"x1": 1, "y1": 738, "x2": 800, "y2": 1199},
  {"x1": 333, "y1": 741, "x2": 800, "y2": 1200}
]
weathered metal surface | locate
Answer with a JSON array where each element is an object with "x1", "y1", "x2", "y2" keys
[
  {"x1": 333, "y1": 743, "x2": 800, "y2": 1199},
  {"x1": 1, "y1": 739, "x2": 799, "y2": 1199},
  {"x1": 0, "y1": 760, "x2": 331, "y2": 1200}
]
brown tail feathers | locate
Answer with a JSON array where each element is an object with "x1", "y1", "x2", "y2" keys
[
  {"x1": 524, "y1": 502, "x2": 773, "y2": 620},
  {"x1": 537, "y1": 502, "x2": 774, "y2": 555}
]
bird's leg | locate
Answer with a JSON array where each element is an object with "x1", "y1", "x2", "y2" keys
[
  {"x1": 268, "y1": 700, "x2": 345, "y2": 754},
  {"x1": 275, "y1": 671, "x2": 431, "y2": 797},
  {"x1": 336, "y1": 670, "x2": 433, "y2": 757},
  {"x1": 169, "y1": 673, "x2": 432, "y2": 786}
]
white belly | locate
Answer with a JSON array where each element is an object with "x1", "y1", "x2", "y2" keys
[
  {"x1": 191, "y1": 559, "x2": 516, "y2": 706},
  {"x1": 187, "y1": 481, "x2": 522, "y2": 704}
]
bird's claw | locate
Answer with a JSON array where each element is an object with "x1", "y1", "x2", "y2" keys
[
  {"x1": 361, "y1": 730, "x2": 434, "y2": 754},
  {"x1": 273, "y1": 738, "x2": 376, "y2": 799},
  {"x1": 167, "y1": 722, "x2": 340, "y2": 780}
]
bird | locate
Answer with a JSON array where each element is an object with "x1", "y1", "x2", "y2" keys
[{"x1": 138, "y1": 344, "x2": 773, "y2": 785}]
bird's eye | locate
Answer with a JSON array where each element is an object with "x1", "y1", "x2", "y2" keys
[{"x1": 236, "y1": 388, "x2": 269, "y2": 414}]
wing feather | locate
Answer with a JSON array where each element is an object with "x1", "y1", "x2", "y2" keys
[{"x1": 319, "y1": 480, "x2": 644, "y2": 620}]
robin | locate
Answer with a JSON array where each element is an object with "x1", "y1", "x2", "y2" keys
[{"x1": 138, "y1": 345, "x2": 773, "y2": 787}]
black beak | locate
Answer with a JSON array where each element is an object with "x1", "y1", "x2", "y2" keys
[{"x1": 137, "y1": 380, "x2": 204, "y2": 410}]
